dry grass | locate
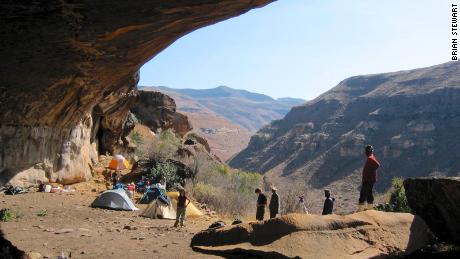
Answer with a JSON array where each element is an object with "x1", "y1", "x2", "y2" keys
[{"x1": 188, "y1": 153, "x2": 263, "y2": 218}]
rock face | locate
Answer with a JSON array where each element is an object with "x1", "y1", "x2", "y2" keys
[
  {"x1": 191, "y1": 210, "x2": 433, "y2": 258},
  {"x1": 230, "y1": 62, "x2": 460, "y2": 195},
  {"x1": 404, "y1": 177, "x2": 460, "y2": 245},
  {"x1": 132, "y1": 91, "x2": 192, "y2": 137},
  {"x1": 0, "y1": 0, "x2": 273, "y2": 186}
]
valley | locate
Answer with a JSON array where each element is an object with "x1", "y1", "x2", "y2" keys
[
  {"x1": 230, "y1": 61, "x2": 460, "y2": 212},
  {"x1": 140, "y1": 86, "x2": 304, "y2": 161}
]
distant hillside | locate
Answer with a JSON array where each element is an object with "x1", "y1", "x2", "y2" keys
[
  {"x1": 142, "y1": 86, "x2": 305, "y2": 132},
  {"x1": 229, "y1": 62, "x2": 460, "y2": 212}
]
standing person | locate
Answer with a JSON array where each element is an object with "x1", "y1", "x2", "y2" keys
[
  {"x1": 357, "y1": 145, "x2": 381, "y2": 212},
  {"x1": 156, "y1": 178, "x2": 167, "y2": 192},
  {"x1": 269, "y1": 187, "x2": 280, "y2": 218},
  {"x1": 322, "y1": 190, "x2": 335, "y2": 215},
  {"x1": 255, "y1": 188, "x2": 267, "y2": 221},
  {"x1": 298, "y1": 196, "x2": 309, "y2": 214},
  {"x1": 174, "y1": 189, "x2": 190, "y2": 227},
  {"x1": 127, "y1": 182, "x2": 136, "y2": 199}
]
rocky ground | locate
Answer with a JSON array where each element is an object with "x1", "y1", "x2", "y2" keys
[{"x1": 1, "y1": 191, "x2": 221, "y2": 258}]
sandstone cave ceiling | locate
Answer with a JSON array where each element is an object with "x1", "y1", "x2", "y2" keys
[{"x1": 0, "y1": 0, "x2": 274, "y2": 128}]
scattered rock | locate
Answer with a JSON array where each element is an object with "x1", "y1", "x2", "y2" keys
[
  {"x1": 27, "y1": 251, "x2": 42, "y2": 259},
  {"x1": 131, "y1": 237, "x2": 145, "y2": 240},
  {"x1": 124, "y1": 225, "x2": 138, "y2": 231},
  {"x1": 54, "y1": 228, "x2": 74, "y2": 234}
]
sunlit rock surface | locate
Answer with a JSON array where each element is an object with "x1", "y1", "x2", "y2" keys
[{"x1": 192, "y1": 210, "x2": 433, "y2": 258}]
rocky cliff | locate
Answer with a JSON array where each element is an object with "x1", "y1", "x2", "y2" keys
[
  {"x1": 229, "y1": 62, "x2": 460, "y2": 195},
  {"x1": 132, "y1": 91, "x2": 192, "y2": 138},
  {"x1": 0, "y1": 0, "x2": 274, "y2": 186}
]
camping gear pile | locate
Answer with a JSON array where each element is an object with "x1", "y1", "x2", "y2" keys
[{"x1": 1, "y1": 185, "x2": 28, "y2": 195}]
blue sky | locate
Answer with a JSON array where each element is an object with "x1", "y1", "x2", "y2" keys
[{"x1": 140, "y1": 0, "x2": 451, "y2": 100}]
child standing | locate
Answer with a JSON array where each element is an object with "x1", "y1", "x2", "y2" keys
[{"x1": 174, "y1": 189, "x2": 190, "y2": 227}]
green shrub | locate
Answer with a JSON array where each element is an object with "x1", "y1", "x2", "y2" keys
[
  {"x1": 130, "y1": 131, "x2": 143, "y2": 146},
  {"x1": 147, "y1": 162, "x2": 181, "y2": 189},
  {"x1": 0, "y1": 209, "x2": 14, "y2": 222},
  {"x1": 36, "y1": 209, "x2": 48, "y2": 217},
  {"x1": 376, "y1": 177, "x2": 411, "y2": 213},
  {"x1": 159, "y1": 129, "x2": 181, "y2": 146}
]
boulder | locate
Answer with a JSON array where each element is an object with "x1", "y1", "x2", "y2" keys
[
  {"x1": 132, "y1": 91, "x2": 192, "y2": 137},
  {"x1": 191, "y1": 210, "x2": 433, "y2": 258},
  {"x1": 404, "y1": 177, "x2": 460, "y2": 245},
  {"x1": 184, "y1": 132, "x2": 211, "y2": 153}
]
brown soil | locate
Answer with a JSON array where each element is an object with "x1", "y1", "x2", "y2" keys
[{"x1": 1, "y1": 191, "x2": 220, "y2": 258}]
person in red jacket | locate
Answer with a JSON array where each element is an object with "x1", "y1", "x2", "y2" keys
[{"x1": 357, "y1": 145, "x2": 381, "y2": 211}]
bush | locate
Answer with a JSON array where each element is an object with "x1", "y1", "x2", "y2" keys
[
  {"x1": 279, "y1": 186, "x2": 314, "y2": 215},
  {"x1": 36, "y1": 209, "x2": 48, "y2": 217},
  {"x1": 140, "y1": 129, "x2": 181, "y2": 162},
  {"x1": 159, "y1": 129, "x2": 181, "y2": 147},
  {"x1": 376, "y1": 177, "x2": 411, "y2": 213},
  {"x1": 147, "y1": 162, "x2": 181, "y2": 189},
  {"x1": 189, "y1": 153, "x2": 263, "y2": 218},
  {"x1": 0, "y1": 209, "x2": 14, "y2": 222},
  {"x1": 130, "y1": 131, "x2": 144, "y2": 146}
]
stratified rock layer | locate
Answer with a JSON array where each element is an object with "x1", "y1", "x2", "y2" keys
[
  {"x1": 230, "y1": 62, "x2": 460, "y2": 193},
  {"x1": 404, "y1": 177, "x2": 460, "y2": 245},
  {"x1": 191, "y1": 210, "x2": 433, "y2": 258},
  {"x1": 0, "y1": 0, "x2": 273, "y2": 185}
]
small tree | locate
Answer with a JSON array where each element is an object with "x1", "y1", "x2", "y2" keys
[
  {"x1": 376, "y1": 177, "x2": 411, "y2": 213},
  {"x1": 388, "y1": 177, "x2": 411, "y2": 212}
]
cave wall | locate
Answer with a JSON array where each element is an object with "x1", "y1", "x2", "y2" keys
[{"x1": 0, "y1": 0, "x2": 274, "y2": 186}]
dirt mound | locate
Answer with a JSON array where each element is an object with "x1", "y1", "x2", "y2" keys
[{"x1": 191, "y1": 210, "x2": 433, "y2": 258}]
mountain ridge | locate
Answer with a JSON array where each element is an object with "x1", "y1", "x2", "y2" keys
[
  {"x1": 229, "y1": 61, "x2": 460, "y2": 208},
  {"x1": 140, "y1": 85, "x2": 306, "y2": 132}
]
